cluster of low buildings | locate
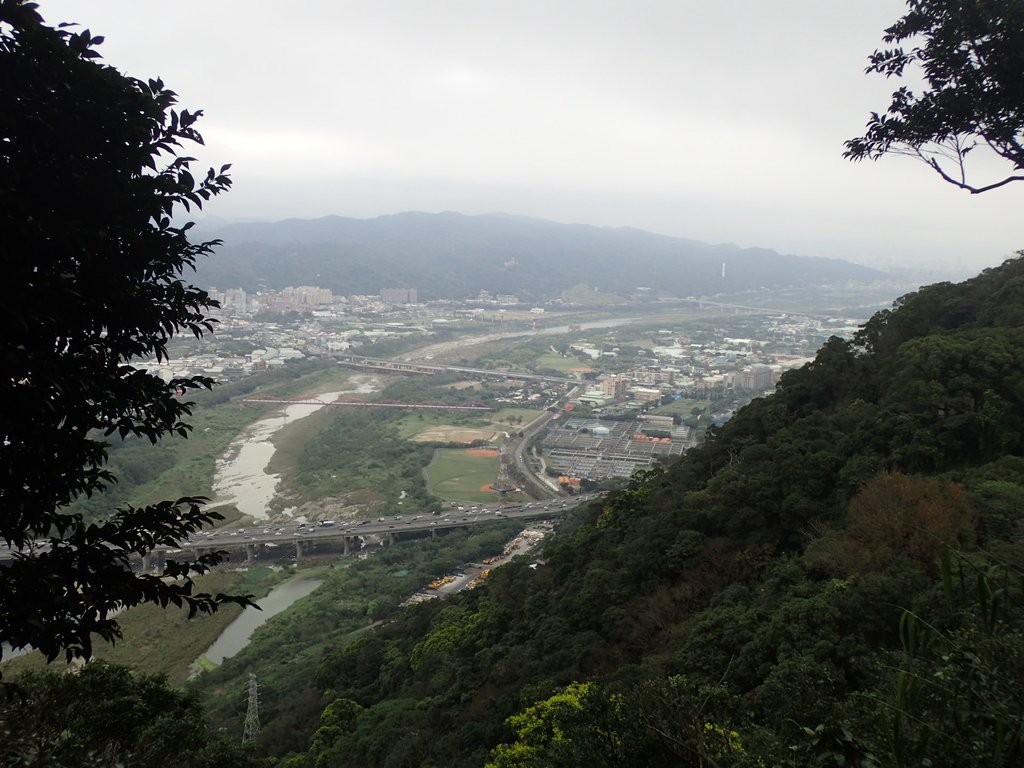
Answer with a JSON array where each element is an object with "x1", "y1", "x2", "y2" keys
[
  {"x1": 537, "y1": 315, "x2": 867, "y2": 483},
  {"x1": 208, "y1": 285, "x2": 531, "y2": 318},
  {"x1": 570, "y1": 342, "x2": 805, "y2": 413},
  {"x1": 160, "y1": 284, "x2": 863, "y2": 415}
]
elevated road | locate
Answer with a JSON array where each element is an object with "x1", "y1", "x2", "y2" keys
[
  {"x1": 0, "y1": 498, "x2": 595, "y2": 567},
  {"x1": 505, "y1": 385, "x2": 585, "y2": 500},
  {"x1": 176, "y1": 499, "x2": 585, "y2": 552},
  {"x1": 335, "y1": 354, "x2": 582, "y2": 386},
  {"x1": 143, "y1": 497, "x2": 594, "y2": 568}
]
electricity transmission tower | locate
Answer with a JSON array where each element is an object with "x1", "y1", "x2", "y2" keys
[{"x1": 242, "y1": 673, "x2": 260, "y2": 744}]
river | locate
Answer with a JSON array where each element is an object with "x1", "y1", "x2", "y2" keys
[
  {"x1": 201, "y1": 575, "x2": 324, "y2": 665},
  {"x1": 6, "y1": 576, "x2": 321, "y2": 664},
  {"x1": 211, "y1": 375, "x2": 380, "y2": 521}
]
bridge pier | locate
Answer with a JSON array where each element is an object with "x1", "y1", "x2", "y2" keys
[
  {"x1": 141, "y1": 549, "x2": 167, "y2": 573},
  {"x1": 245, "y1": 543, "x2": 255, "y2": 565},
  {"x1": 295, "y1": 540, "x2": 303, "y2": 560},
  {"x1": 343, "y1": 536, "x2": 350, "y2": 555}
]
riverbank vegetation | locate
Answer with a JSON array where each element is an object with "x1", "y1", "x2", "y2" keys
[
  {"x1": 68, "y1": 360, "x2": 349, "y2": 524},
  {"x1": 1, "y1": 567, "x2": 285, "y2": 684},
  {"x1": 190, "y1": 523, "x2": 524, "y2": 756},
  {"x1": 270, "y1": 405, "x2": 439, "y2": 516},
  {"x1": 2, "y1": 520, "x2": 526, "y2": 762}
]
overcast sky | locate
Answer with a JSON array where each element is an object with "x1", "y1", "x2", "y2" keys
[{"x1": 43, "y1": 0, "x2": 1023, "y2": 277}]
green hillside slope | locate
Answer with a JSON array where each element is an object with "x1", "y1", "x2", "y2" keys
[
  {"x1": 196, "y1": 212, "x2": 884, "y2": 301},
  {"x1": 284, "y1": 256, "x2": 1024, "y2": 767}
]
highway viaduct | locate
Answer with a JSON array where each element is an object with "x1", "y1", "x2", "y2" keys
[
  {"x1": 333, "y1": 354, "x2": 583, "y2": 386},
  {"x1": 142, "y1": 501, "x2": 586, "y2": 572}
]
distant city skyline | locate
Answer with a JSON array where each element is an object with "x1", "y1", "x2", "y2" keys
[{"x1": 43, "y1": 0, "x2": 1024, "y2": 278}]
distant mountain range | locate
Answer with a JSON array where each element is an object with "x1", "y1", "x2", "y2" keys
[{"x1": 195, "y1": 212, "x2": 885, "y2": 301}]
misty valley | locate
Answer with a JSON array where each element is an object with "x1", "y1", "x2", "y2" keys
[{"x1": 4, "y1": 1, "x2": 1024, "y2": 767}]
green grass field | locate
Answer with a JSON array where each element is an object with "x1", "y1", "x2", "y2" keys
[
  {"x1": 651, "y1": 398, "x2": 713, "y2": 417},
  {"x1": 424, "y1": 448, "x2": 502, "y2": 502},
  {"x1": 534, "y1": 351, "x2": 587, "y2": 373}
]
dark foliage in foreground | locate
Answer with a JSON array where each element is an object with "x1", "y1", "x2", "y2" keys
[
  {"x1": 0, "y1": 1, "x2": 247, "y2": 664},
  {"x1": 0, "y1": 663, "x2": 262, "y2": 768}
]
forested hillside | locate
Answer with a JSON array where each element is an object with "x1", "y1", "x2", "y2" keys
[
  {"x1": 196, "y1": 212, "x2": 884, "y2": 301},
  {"x1": 282, "y1": 256, "x2": 1024, "y2": 767}
]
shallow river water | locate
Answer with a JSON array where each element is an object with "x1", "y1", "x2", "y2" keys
[
  {"x1": 211, "y1": 376, "x2": 379, "y2": 521},
  {"x1": 202, "y1": 575, "x2": 324, "y2": 665}
]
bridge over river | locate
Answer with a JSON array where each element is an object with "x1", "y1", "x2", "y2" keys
[{"x1": 140, "y1": 497, "x2": 591, "y2": 571}]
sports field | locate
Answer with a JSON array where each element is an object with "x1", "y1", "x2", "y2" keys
[
  {"x1": 399, "y1": 407, "x2": 541, "y2": 443},
  {"x1": 424, "y1": 448, "x2": 502, "y2": 502},
  {"x1": 409, "y1": 426, "x2": 497, "y2": 444},
  {"x1": 533, "y1": 352, "x2": 582, "y2": 373}
]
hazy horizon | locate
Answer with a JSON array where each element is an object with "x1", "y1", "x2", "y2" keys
[
  {"x1": 44, "y1": 0, "x2": 1024, "y2": 279},
  {"x1": 195, "y1": 210, "x2": 973, "y2": 285}
]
